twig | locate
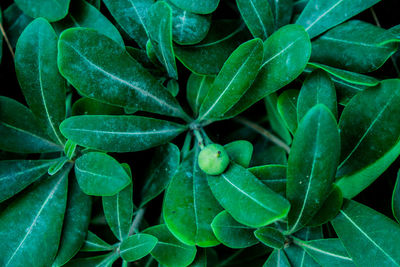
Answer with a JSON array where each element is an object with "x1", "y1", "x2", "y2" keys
[
  {"x1": 0, "y1": 22, "x2": 14, "y2": 59},
  {"x1": 128, "y1": 208, "x2": 146, "y2": 235},
  {"x1": 234, "y1": 117, "x2": 291, "y2": 154}
]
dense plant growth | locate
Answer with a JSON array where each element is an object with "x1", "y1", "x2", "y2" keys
[{"x1": 1, "y1": 0, "x2": 400, "y2": 266}]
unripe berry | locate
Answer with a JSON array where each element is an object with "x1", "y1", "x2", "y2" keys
[{"x1": 198, "y1": 144, "x2": 229, "y2": 175}]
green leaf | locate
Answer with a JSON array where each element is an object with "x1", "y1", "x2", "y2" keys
[
  {"x1": 103, "y1": 183, "x2": 133, "y2": 240},
  {"x1": 298, "y1": 69, "x2": 337, "y2": 121},
  {"x1": 268, "y1": 0, "x2": 293, "y2": 29},
  {"x1": 3, "y1": 4, "x2": 33, "y2": 48},
  {"x1": 58, "y1": 28, "x2": 188, "y2": 119},
  {"x1": 264, "y1": 250, "x2": 291, "y2": 267},
  {"x1": 0, "y1": 165, "x2": 70, "y2": 266},
  {"x1": 48, "y1": 157, "x2": 69, "y2": 176},
  {"x1": 254, "y1": 227, "x2": 285, "y2": 249},
  {"x1": 226, "y1": 24, "x2": 311, "y2": 117},
  {"x1": 0, "y1": 8, "x2": 2, "y2": 62},
  {"x1": 208, "y1": 162, "x2": 290, "y2": 228},
  {"x1": 15, "y1": 18, "x2": 66, "y2": 145},
  {"x1": 14, "y1": 0, "x2": 70, "y2": 22},
  {"x1": 174, "y1": 20, "x2": 251, "y2": 75},
  {"x1": 248, "y1": 164, "x2": 287, "y2": 195},
  {"x1": 75, "y1": 152, "x2": 131, "y2": 196},
  {"x1": 224, "y1": 140, "x2": 253, "y2": 168},
  {"x1": 141, "y1": 143, "x2": 180, "y2": 207},
  {"x1": 103, "y1": 0, "x2": 152, "y2": 48},
  {"x1": 277, "y1": 89, "x2": 299, "y2": 135},
  {"x1": 166, "y1": 79, "x2": 180, "y2": 97},
  {"x1": 392, "y1": 169, "x2": 400, "y2": 223},
  {"x1": 335, "y1": 79, "x2": 400, "y2": 198},
  {"x1": 146, "y1": 2, "x2": 178, "y2": 79},
  {"x1": 64, "y1": 252, "x2": 119, "y2": 267},
  {"x1": 332, "y1": 200, "x2": 400, "y2": 266},
  {"x1": 53, "y1": 0, "x2": 124, "y2": 46},
  {"x1": 296, "y1": 0, "x2": 381, "y2": 38},
  {"x1": 0, "y1": 159, "x2": 56, "y2": 202},
  {"x1": 169, "y1": 1, "x2": 211, "y2": 45},
  {"x1": 169, "y1": 0, "x2": 219, "y2": 14},
  {"x1": 265, "y1": 93, "x2": 292, "y2": 145},
  {"x1": 120, "y1": 234, "x2": 158, "y2": 262},
  {"x1": 186, "y1": 73, "x2": 215, "y2": 116},
  {"x1": 53, "y1": 175, "x2": 92, "y2": 267},
  {"x1": 198, "y1": 38, "x2": 264, "y2": 121},
  {"x1": 72, "y1": 97, "x2": 124, "y2": 116},
  {"x1": 295, "y1": 238, "x2": 354, "y2": 266},
  {"x1": 163, "y1": 146, "x2": 222, "y2": 247},
  {"x1": 143, "y1": 224, "x2": 197, "y2": 267},
  {"x1": 64, "y1": 140, "x2": 77, "y2": 160},
  {"x1": 236, "y1": 0, "x2": 274, "y2": 40},
  {"x1": 211, "y1": 210, "x2": 259, "y2": 249},
  {"x1": 287, "y1": 104, "x2": 340, "y2": 233},
  {"x1": 60, "y1": 115, "x2": 186, "y2": 152},
  {"x1": 311, "y1": 20, "x2": 398, "y2": 73},
  {"x1": 0, "y1": 97, "x2": 62, "y2": 153},
  {"x1": 80, "y1": 231, "x2": 114, "y2": 252}
]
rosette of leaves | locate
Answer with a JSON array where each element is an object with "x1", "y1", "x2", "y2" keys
[{"x1": 1, "y1": 0, "x2": 400, "y2": 266}]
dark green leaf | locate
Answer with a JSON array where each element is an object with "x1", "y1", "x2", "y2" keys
[
  {"x1": 392, "y1": 169, "x2": 400, "y2": 223},
  {"x1": 167, "y1": 79, "x2": 179, "y2": 97},
  {"x1": 254, "y1": 227, "x2": 285, "y2": 249},
  {"x1": 169, "y1": 0, "x2": 219, "y2": 14},
  {"x1": 120, "y1": 234, "x2": 158, "y2": 262},
  {"x1": 186, "y1": 73, "x2": 215, "y2": 116},
  {"x1": 64, "y1": 252, "x2": 119, "y2": 267},
  {"x1": 14, "y1": 0, "x2": 70, "y2": 22},
  {"x1": 224, "y1": 140, "x2": 253, "y2": 168},
  {"x1": 277, "y1": 89, "x2": 299, "y2": 135},
  {"x1": 72, "y1": 97, "x2": 124, "y2": 116},
  {"x1": 3, "y1": 4, "x2": 33, "y2": 48},
  {"x1": 248, "y1": 164, "x2": 287, "y2": 195},
  {"x1": 264, "y1": 249, "x2": 291, "y2": 267},
  {"x1": 268, "y1": 0, "x2": 293, "y2": 29},
  {"x1": 265, "y1": 93, "x2": 292, "y2": 145},
  {"x1": 80, "y1": 231, "x2": 114, "y2": 252}
]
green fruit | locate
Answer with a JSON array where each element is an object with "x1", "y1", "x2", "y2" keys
[{"x1": 198, "y1": 144, "x2": 230, "y2": 175}]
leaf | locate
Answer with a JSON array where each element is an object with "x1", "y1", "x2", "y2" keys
[
  {"x1": 277, "y1": 89, "x2": 299, "y2": 135},
  {"x1": 53, "y1": 0, "x2": 124, "y2": 46},
  {"x1": 163, "y1": 146, "x2": 222, "y2": 247},
  {"x1": 0, "y1": 159, "x2": 56, "y2": 203},
  {"x1": 286, "y1": 104, "x2": 340, "y2": 233},
  {"x1": 224, "y1": 140, "x2": 253, "y2": 168},
  {"x1": 298, "y1": 69, "x2": 337, "y2": 121},
  {"x1": 14, "y1": 0, "x2": 70, "y2": 22},
  {"x1": 169, "y1": 0, "x2": 219, "y2": 14},
  {"x1": 120, "y1": 234, "x2": 158, "y2": 262},
  {"x1": 254, "y1": 227, "x2": 285, "y2": 249},
  {"x1": 75, "y1": 152, "x2": 131, "y2": 196},
  {"x1": 0, "y1": 165, "x2": 70, "y2": 266},
  {"x1": 174, "y1": 20, "x2": 251, "y2": 75},
  {"x1": 80, "y1": 231, "x2": 114, "y2": 252},
  {"x1": 186, "y1": 73, "x2": 215, "y2": 116},
  {"x1": 60, "y1": 115, "x2": 186, "y2": 152},
  {"x1": 103, "y1": 0, "x2": 152, "y2": 48},
  {"x1": 208, "y1": 162, "x2": 290, "y2": 228},
  {"x1": 332, "y1": 200, "x2": 400, "y2": 266},
  {"x1": 64, "y1": 252, "x2": 119, "y2": 267},
  {"x1": 211, "y1": 210, "x2": 259, "y2": 249},
  {"x1": 53, "y1": 175, "x2": 92, "y2": 267},
  {"x1": 0, "y1": 96, "x2": 62, "y2": 153},
  {"x1": 64, "y1": 140, "x2": 77, "y2": 160},
  {"x1": 3, "y1": 4, "x2": 33, "y2": 48},
  {"x1": 295, "y1": 238, "x2": 354, "y2": 266},
  {"x1": 296, "y1": 0, "x2": 381, "y2": 38},
  {"x1": 226, "y1": 24, "x2": 311, "y2": 117},
  {"x1": 270, "y1": 0, "x2": 294, "y2": 29},
  {"x1": 265, "y1": 93, "x2": 292, "y2": 145},
  {"x1": 166, "y1": 79, "x2": 180, "y2": 97},
  {"x1": 103, "y1": 182, "x2": 134, "y2": 241},
  {"x1": 0, "y1": 8, "x2": 2, "y2": 62},
  {"x1": 248, "y1": 164, "x2": 287, "y2": 195},
  {"x1": 48, "y1": 157, "x2": 68, "y2": 176},
  {"x1": 169, "y1": 1, "x2": 211, "y2": 45},
  {"x1": 236, "y1": 0, "x2": 274, "y2": 40},
  {"x1": 392, "y1": 169, "x2": 400, "y2": 223},
  {"x1": 263, "y1": 250, "x2": 291, "y2": 267},
  {"x1": 335, "y1": 79, "x2": 400, "y2": 198},
  {"x1": 15, "y1": 18, "x2": 66, "y2": 145},
  {"x1": 198, "y1": 38, "x2": 264, "y2": 121},
  {"x1": 58, "y1": 28, "x2": 188, "y2": 119},
  {"x1": 143, "y1": 224, "x2": 197, "y2": 267},
  {"x1": 72, "y1": 97, "x2": 124, "y2": 116},
  {"x1": 141, "y1": 143, "x2": 180, "y2": 207},
  {"x1": 146, "y1": 2, "x2": 178, "y2": 79}
]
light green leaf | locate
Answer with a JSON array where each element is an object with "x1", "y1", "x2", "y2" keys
[
  {"x1": 80, "y1": 231, "x2": 114, "y2": 252},
  {"x1": 186, "y1": 73, "x2": 215, "y2": 116},
  {"x1": 224, "y1": 140, "x2": 253, "y2": 168},
  {"x1": 332, "y1": 200, "x2": 400, "y2": 266},
  {"x1": 211, "y1": 210, "x2": 259, "y2": 249},
  {"x1": 264, "y1": 250, "x2": 291, "y2": 267},
  {"x1": 58, "y1": 28, "x2": 188, "y2": 119},
  {"x1": 392, "y1": 169, "x2": 400, "y2": 223},
  {"x1": 198, "y1": 38, "x2": 264, "y2": 121},
  {"x1": 0, "y1": 165, "x2": 70, "y2": 266},
  {"x1": 208, "y1": 162, "x2": 290, "y2": 228},
  {"x1": 120, "y1": 234, "x2": 158, "y2": 262},
  {"x1": 64, "y1": 252, "x2": 119, "y2": 267},
  {"x1": 169, "y1": 0, "x2": 219, "y2": 14},
  {"x1": 64, "y1": 140, "x2": 77, "y2": 160},
  {"x1": 265, "y1": 93, "x2": 292, "y2": 145},
  {"x1": 248, "y1": 164, "x2": 287, "y2": 195},
  {"x1": 254, "y1": 227, "x2": 285, "y2": 249},
  {"x1": 287, "y1": 104, "x2": 340, "y2": 233},
  {"x1": 60, "y1": 115, "x2": 186, "y2": 152},
  {"x1": 277, "y1": 89, "x2": 299, "y2": 135},
  {"x1": 143, "y1": 224, "x2": 197, "y2": 267},
  {"x1": 268, "y1": 0, "x2": 293, "y2": 29},
  {"x1": 15, "y1": 18, "x2": 66, "y2": 145},
  {"x1": 3, "y1": 4, "x2": 33, "y2": 48},
  {"x1": 335, "y1": 79, "x2": 400, "y2": 198},
  {"x1": 75, "y1": 152, "x2": 131, "y2": 196},
  {"x1": 296, "y1": 0, "x2": 381, "y2": 38},
  {"x1": 14, "y1": 0, "x2": 70, "y2": 22}
]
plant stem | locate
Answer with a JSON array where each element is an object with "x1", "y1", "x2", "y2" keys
[
  {"x1": 193, "y1": 129, "x2": 205, "y2": 149},
  {"x1": 129, "y1": 208, "x2": 146, "y2": 235},
  {"x1": 0, "y1": 22, "x2": 14, "y2": 59},
  {"x1": 234, "y1": 117, "x2": 291, "y2": 154}
]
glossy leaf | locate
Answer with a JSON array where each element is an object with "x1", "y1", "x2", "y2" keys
[
  {"x1": 60, "y1": 115, "x2": 186, "y2": 152},
  {"x1": 120, "y1": 234, "x2": 158, "y2": 262},
  {"x1": 392, "y1": 169, "x2": 400, "y2": 223},
  {"x1": 80, "y1": 231, "x2": 114, "y2": 252},
  {"x1": 336, "y1": 79, "x2": 400, "y2": 198},
  {"x1": 268, "y1": 0, "x2": 293, "y2": 29},
  {"x1": 332, "y1": 200, "x2": 400, "y2": 266},
  {"x1": 0, "y1": 165, "x2": 70, "y2": 266},
  {"x1": 14, "y1": 0, "x2": 70, "y2": 22},
  {"x1": 208, "y1": 162, "x2": 290, "y2": 228},
  {"x1": 186, "y1": 73, "x2": 215, "y2": 116},
  {"x1": 143, "y1": 224, "x2": 197, "y2": 267},
  {"x1": 248, "y1": 164, "x2": 287, "y2": 195},
  {"x1": 3, "y1": 4, "x2": 33, "y2": 48},
  {"x1": 211, "y1": 210, "x2": 259, "y2": 249},
  {"x1": 265, "y1": 93, "x2": 292, "y2": 145},
  {"x1": 264, "y1": 250, "x2": 291, "y2": 267},
  {"x1": 58, "y1": 28, "x2": 188, "y2": 119},
  {"x1": 287, "y1": 104, "x2": 340, "y2": 233},
  {"x1": 15, "y1": 18, "x2": 66, "y2": 145},
  {"x1": 296, "y1": 0, "x2": 381, "y2": 38},
  {"x1": 277, "y1": 89, "x2": 299, "y2": 135},
  {"x1": 254, "y1": 227, "x2": 285, "y2": 249},
  {"x1": 64, "y1": 140, "x2": 77, "y2": 160},
  {"x1": 224, "y1": 140, "x2": 253, "y2": 168},
  {"x1": 64, "y1": 252, "x2": 119, "y2": 267},
  {"x1": 75, "y1": 152, "x2": 131, "y2": 196},
  {"x1": 169, "y1": 0, "x2": 219, "y2": 14}
]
